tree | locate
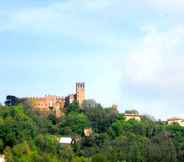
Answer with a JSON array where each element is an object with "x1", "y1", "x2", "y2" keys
[
  {"x1": 35, "y1": 134, "x2": 58, "y2": 154},
  {"x1": 5, "y1": 96, "x2": 20, "y2": 106},
  {"x1": 0, "y1": 103, "x2": 182, "y2": 162},
  {"x1": 0, "y1": 105, "x2": 38, "y2": 148},
  {"x1": 124, "y1": 110, "x2": 139, "y2": 115},
  {"x1": 67, "y1": 102, "x2": 80, "y2": 113},
  {"x1": 82, "y1": 99, "x2": 99, "y2": 109},
  {"x1": 84, "y1": 106, "x2": 117, "y2": 133},
  {"x1": 0, "y1": 139, "x2": 4, "y2": 152},
  {"x1": 92, "y1": 154, "x2": 108, "y2": 162},
  {"x1": 146, "y1": 132, "x2": 177, "y2": 162},
  {"x1": 60, "y1": 112, "x2": 91, "y2": 135},
  {"x1": 57, "y1": 145, "x2": 74, "y2": 161},
  {"x1": 72, "y1": 156, "x2": 91, "y2": 162}
]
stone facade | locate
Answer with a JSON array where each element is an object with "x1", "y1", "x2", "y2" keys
[
  {"x1": 26, "y1": 82, "x2": 85, "y2": 118},
  {"x1": 76, "y1": 82, "x2": 85, "y2": 105},
  {"x1": 29, "y1": 96, "x2": 65, "y2": 112}
]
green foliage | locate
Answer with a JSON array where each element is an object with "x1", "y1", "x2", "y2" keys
[
  {"x1": 72, "y1": 156, "x2": 91, "y2": 162},
  {"x1": 146, "y1": 132, "x2": 177, "y2": 162},
  {"x1": 92, "y1": 154, "x2": 108, "y2": 162},
  {"x1": 60, "y1": 112, "x2": 91, "y2": 135},
  {"x1": 0, "y1": 138, "x2": 4, "y2": 152},
  {"x1": 35, "y1": 134, "x2": 58, "y2": 153},
  {"x1": 67, "y1": 102, "x2": 80, "y2": 113},
  {"x1": 57, "y1": 145, "x2": 74, "y2": 161},
  {"x1": 1, "y1": 104, "x2": 184, "y2": 162},
  {"x1": 0, "y1": 105, "x2": 38, "y2": 147},
  {"x1": 84, "y1": 106, "x2": 117, "y2": 133}
]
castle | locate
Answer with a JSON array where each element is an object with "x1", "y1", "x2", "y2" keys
[{"x1": 27, "y1": 82, "x2": 85, "y2": 118}]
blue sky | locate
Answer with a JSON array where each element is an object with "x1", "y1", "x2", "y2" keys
[{"x1": 0, "y1": 0, "x2": 184, "y2": 119}]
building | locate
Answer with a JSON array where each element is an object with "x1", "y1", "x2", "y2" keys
[
  {"x1": 26, "y1": 82, "x2": 85, "y2": 118},
  {"x1": 112, "y1": 104, "x2": 118, "y2": 113},
  {"x1": 59, "y1": 137, "x2": 74, "y2": 144},
  {"x1": 76, "y1": 82, "x2": 85, "y2": 105},
  {"x1": 124, "y1": 110, "x2": 142, "y2": 121},
  {"x1": 65, "y1": 94, "x2": 76, "y2": 106},
  {"x1": 124, "y1": 113, "x2": 142, "y2": 121},
  {"x1": 84, "y1": 128, "x2": 93, "y2": 137},
  {"x1": 167, "y1": 117, "x2": 184, "y2": 127},
  {"x1": 27, "y1": 95, "x2": 65, "y2": 118},
  {"x1": 0, "y1": 155, "x2": 5, "y2": 162},
  {"x1": 29, "y1": 95, "x2": 65, "y2": 112},
  {"x1": 58, "y1": 136, "x2": 80, "y2": 144}
]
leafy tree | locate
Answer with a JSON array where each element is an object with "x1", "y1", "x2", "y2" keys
[
  {"x1": 35, "y1": 134, "x2": 58, "y2": 153},
  {"x1": 72, "y1": 156, "x2": 91, "y2": 162},
  {"x1": 92, "y1": 154, "x2": 108, "y2": 162},
  {"x1": 146, "y1": 132, "x2": 177, "y2": 162},
  {"x1": 124, "y1": 110, "x2": 139, "y2": 115},
  {"x1": 84, "y1": 106, "x2": 117, "y2": 133},
  {"x1": 60, "y1": 112, "x2": 91, "y2": 135},
  {"x1": 0, "y1": 139, "x2": 4, "y2": 152},
  {"x1": 57, "y1": 145, "x2": 74, "y2": 161},
  {"x1": 1, "y1": 104, "x2": 184, "y2": 162},
  {"x1": 82, "y1": 99, "x2": 99, "y2": 109},
  {"x1": 67, "y1": 102, "x2": 80, "y2": 113}
]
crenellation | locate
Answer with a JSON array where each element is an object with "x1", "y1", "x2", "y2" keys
[{"x1": 25, "y1": 82, "x2": 85, "y2": 118}]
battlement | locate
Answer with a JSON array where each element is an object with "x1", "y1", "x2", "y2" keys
[
  {"x1": 25, "y1": 83, "x2": 86, "y2": 118},
  {"x1": 28, "y1": 95, "x2": 65, "y2": 100},
  {"x1": 76, "y1": 82, "x2": 85, "y2": 105},
  {"x1": 76, "y1": 82, "x2": 85, "y2": 88}
]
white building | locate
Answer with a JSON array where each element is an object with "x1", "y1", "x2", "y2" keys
[
  {"x1": 59, "y1": 137, "x2": 74, "y2": 144},
  {"x1": 0, "y1": 155, "x2": 5, "y2": 162},
  {"x1": 167, "y1": 117, "x2": 184, "y2": 127}
]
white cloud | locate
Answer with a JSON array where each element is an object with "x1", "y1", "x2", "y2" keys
[
  {"x1": 1, "y1": 0, "x2": 184, "y2": 33},
  {"x1": 123, "y1": 25, "x2": 184, "y2": 119},
  {"x1": 144, "y1": 0, "x2": 184, "y2": 14},
  {"x1": 1, "y1": 0, "x2": 184, "y2": 119},
  {"x1": 126, "y1": 26, "x2": 184, "y2": 89},
  {"x1": 3, "y1": 0, "x2": 121, "y2": 48},
  {"x1": 0, "y1": 0, "x2": 113, "y2": 32}
]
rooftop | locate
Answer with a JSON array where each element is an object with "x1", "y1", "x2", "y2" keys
[
  {"x1": 167, "y1": 117, "x2": 184, "y2": 121},
  {"x1": 59, "y1": 137, "x2": 73, "y2": 144}
]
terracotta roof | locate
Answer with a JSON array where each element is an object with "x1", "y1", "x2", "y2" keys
[{"x1": 167, "y1": 117, "x2": 184, "y2": 121}]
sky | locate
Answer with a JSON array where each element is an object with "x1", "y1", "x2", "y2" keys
[{"x1": 0, "y1": 0, "x2": 184, "y2": 120}]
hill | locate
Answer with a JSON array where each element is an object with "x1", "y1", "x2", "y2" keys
[{"x1": 0, "y1": 103, "x2": 184, "y2": 162}]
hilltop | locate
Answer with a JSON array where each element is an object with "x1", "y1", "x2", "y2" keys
[{"x1": 0, "y1": 101, "x2": 184, "y2": 162}]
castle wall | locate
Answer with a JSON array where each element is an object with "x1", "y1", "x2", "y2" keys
[
  {"x1": 26, "y1": 82, "x2": 85, "y2": 117},
  {"x1": 29, "y1": 96, "x2": 65, "y2": 112}
]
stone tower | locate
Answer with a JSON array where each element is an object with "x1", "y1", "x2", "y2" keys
[{"x1": 76, "y1": 82, "x2": 85, "y2": 105}]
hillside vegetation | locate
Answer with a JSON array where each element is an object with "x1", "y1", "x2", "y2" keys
[{"x1": 0, "y1": 103, "x2": 184, "y2": 162}]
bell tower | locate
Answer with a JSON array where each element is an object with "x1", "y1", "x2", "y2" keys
[{"x1": 76, "y1": 82, "x2": 85, "y2": 105}]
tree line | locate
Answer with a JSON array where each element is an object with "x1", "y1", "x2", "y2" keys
[{"x1": 0, "y1": 101, "x2": 184, "y2": 162}]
